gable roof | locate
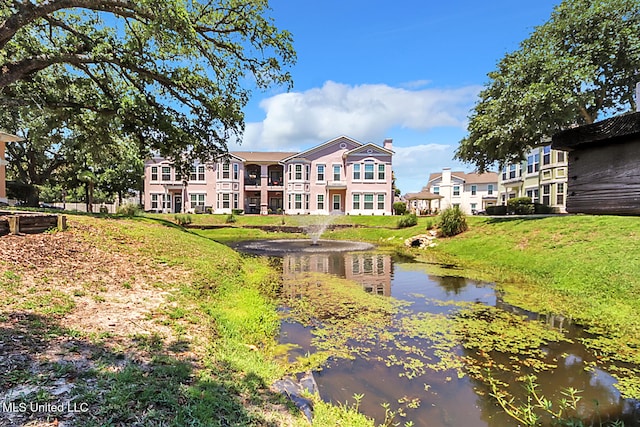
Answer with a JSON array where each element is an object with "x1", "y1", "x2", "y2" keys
[
  {"x1": 552, "y1": 111, "x2": 640, "y2": 151},
  {"x1": 427, "y1": 171, "x2": 498, "y2": 185},
  {"x1": 405, "y1": 190, "x2": 443, "y2": 200},
  {"x1": 345, "y1": 142, "x2": 393, "y2": 157},
  {"x1": 281, "y1": 136, "x2": 362, "y2": 162}
]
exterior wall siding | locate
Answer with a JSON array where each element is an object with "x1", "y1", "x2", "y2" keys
[
  {"x1": 498, "y1": 145, "x2": 568, "y2": 212},
  {"x1": 143, "y1": 137, "x2": 394, "y2": 215}
]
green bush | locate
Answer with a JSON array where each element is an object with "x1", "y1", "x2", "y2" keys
[
  {"x1": 232, "y1": 209, "x2": 244, "y2": 215},
  {"x1": 225, "y1": 214, "x2": 237, "y2": 224},
  {"x1": 507, "y1": 197, "x2": 534, "y2": 215},
  {"x1": 534, "y1": 203, "x2": 554, "y2": 214},
  {"x1": 438, "y1": 206, "x2": 468, "y2": 237},
  {"x1": 393, "y1": 202, "x2": 407, "y2": 215},
  {"x1": 397, "y1": 213, "x2": 418, "y2": 228},
  {"x1": 117, "y1": 204, "x2": 140, "y2": 217},
  {"x1": 486, "y1": 205, "x2": 507, "y2": 215},
  {"x1": 174, "y1": 214, "x2": 192, "y2": 226}
]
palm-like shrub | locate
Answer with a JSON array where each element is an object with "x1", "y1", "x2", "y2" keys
[
  {"x1": 438, "y1": 206, "x2": 468, "y2": 237},
  {"x1": 397, "y1": 213, "x2": 418, "y2": 228}
]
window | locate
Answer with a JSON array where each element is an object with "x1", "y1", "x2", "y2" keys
[
  {"x1": 378, "y1": 164, "x2": 385, "y2": 180},
  {"x1": 352, "y1": 257, "x2": 360, "y2": 274},
  {"x1": 161, "y1": 194, "x2": 171, "y2": 210},
  {"x1": 542, "y1": 184, "x2": 551, "y2": 205},
  {"x1": 233, "y1": 164, "x2": 239, "y2": 180},
  {"x1": 556, "y1": 168, "x2": 566, "y2": 178},
  {"x1": 527, "y1": 153, "x2": 540, "y2": 173},
  {"x1": 233, "y1": 193, "x2": 239, "y2": 209},
  {"x1": 453, "y1": 186, "x2": 460, "y2": 196},
  {"x1": 364, "y1": 164, "x2": 374, "y2": 180},
  {"x1": 509, "y1": 164, "x2": 516, "y2": 179},
  {"x1": 433, "y1": 186, "x2": 439, "y2": 195},
  {"x1": 377, "y1": 194, "x2": 385, "y2": 210},
  {"x1": 526, "y1": 188, "x2": 539, "y2": 203},
  {"x1": 556, "y1": 183, "x2": 564, "y2": 205},
  {"x1": 353, "y1": 164, "x2": 361, "y2": 180},
  {"x1": 221, "y1": 193, "x2": 230, "y2": 209},
  {"x1": 353, "y1": 194, "x2": 360, "y2": 210},
  {"x1": 288, "y1": 164, "x2": 292, "y2": 181},
  {"x1": 305, "y1": 165, "x2": 310, "y2": 181},
  {"x1": 471, "y1": 203, "x2": 477, "y2": 211},
  {"x1": 175, "y1": 169, "x2": 182, "y2": 182},
  {"x1": 305, "y1": 194, "x2": 309, "y2": 210},
  {"x1": 502, "y1": 167, "x2": 507, "y2": 180},
  {"x1": 295, "y1": 164, "x2": 302, "y2": 180},
  {"x1": 191, "y1": 165, "x2": 205, "y2": 181},
  {"x1": 471, "y1": 185, "x2": 477, "y2": 196},
  {"x1": 557, "y1": 151, "x2": 565, "y2": 163},
  {"x1": 162, "y1": 166, "x2": 171, "y2": 181},
  {"x1": 295, "y1": 194, "x2": 302, "y2": 209},
  {"x1": 364, "y1": 194, "x2": 374, "y2": 210},
  {"x1": 222, "y1": 164, "x2": 230, "y2": 179},
  {"x1": 151, "y1": 167, "x2": 158, "y2": 181},
  {"x1": 317, "y1": 165, "x2": 325, "y2": 181},
  {"x1": 333, "y1": 165, "x2": 341, "y2": 181},
  {"x1": 317, "y1": 194, "x2": 324, "y2": 210},
  {"x1": 543, "y1": 146, "x2": 551, "y2": 165},
  {"x1": 151, "y1": 194, "x2": 159, "y2": 209},
  {"x1": 488, "y1": 184, "x2": 494, "y2": 195},
  {"x1": 190, "y1": 194, "x2": 205, "y2": 208}
]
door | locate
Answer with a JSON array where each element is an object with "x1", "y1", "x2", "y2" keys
[
  {"x1": 174, "y1": 196, "x2": 182, "y2": 213},
  {"x1": 332, "y1": 194, "x2": 341, "y2": 213}
]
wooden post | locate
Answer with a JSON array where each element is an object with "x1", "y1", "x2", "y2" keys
[
  {"x1": 57, "y1": 214, "x2": 67, "y2": 231},
  {"x1": 8, "y1": 215, "x2": 19, "y2": 234}
]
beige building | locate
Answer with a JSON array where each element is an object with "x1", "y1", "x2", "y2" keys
[
  {"x1": 498, "y1": 145, "x2": 568, "y2": 212},
  {"x1": 411, "y1": 168, "x2": 499, "y2": 215}
]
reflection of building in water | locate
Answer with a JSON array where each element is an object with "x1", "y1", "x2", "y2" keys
[{"x1": 281, "y1": 252, "x2": 392, "y2": 296}]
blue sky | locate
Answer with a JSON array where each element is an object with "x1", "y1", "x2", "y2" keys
[{"x1": 238, "y1": 0, "x2": 561, "y2": 193}]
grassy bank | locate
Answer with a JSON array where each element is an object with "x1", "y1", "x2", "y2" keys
[
  {"x1": 0, "y1": 215, "x2": 375, "y2": 426},
  {"x1": 191, "y1": 213, "x2": 640, "y2": 387}
]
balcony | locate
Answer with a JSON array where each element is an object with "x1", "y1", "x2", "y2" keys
[{"x1": 326, "y1": 180, "x2": 347, "y2": 190}]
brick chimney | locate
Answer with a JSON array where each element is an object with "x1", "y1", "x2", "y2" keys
[{"x1": 383, "y1": 138, "x2": 393, "y2": 151}]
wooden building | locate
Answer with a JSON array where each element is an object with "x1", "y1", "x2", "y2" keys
[{"x1": 551, "y1": 112, "x2": 640, "y2": 215}]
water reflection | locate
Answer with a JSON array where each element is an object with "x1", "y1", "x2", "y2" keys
[
  {"x1": 275, "y1": 250, "x2": 640, "y2": 426},
  {"x1": 282, "y1": 252, "x2": 392, "y2": 296}
]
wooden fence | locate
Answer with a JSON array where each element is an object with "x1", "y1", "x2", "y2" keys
[{"x1": 0, "y1": 212, "x2": 67, "y2": 236}]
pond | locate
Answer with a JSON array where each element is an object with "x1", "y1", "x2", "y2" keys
[{"x1": 237, "y1": 241, "x2": 640, "y2": 426}]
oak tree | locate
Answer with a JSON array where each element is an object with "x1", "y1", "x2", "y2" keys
[
  {"x1": 456, "y1": 0, "x2": 640, "y2": 171},
  {"x1": 0, "y1": 0, "x2": 296, "y2": 163}
]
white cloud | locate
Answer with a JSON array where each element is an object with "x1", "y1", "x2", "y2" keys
[{"x1": 240, "y1": 81, "x2": 481, "y2": 150}]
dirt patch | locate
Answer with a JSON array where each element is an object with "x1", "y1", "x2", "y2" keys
[{"x1": 0, "y1": 219, "x2": 195, "y2": 426}]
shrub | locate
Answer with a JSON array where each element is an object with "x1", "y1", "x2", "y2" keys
[
  {"x1": 486, "y1": 205, "x2": 507, "y2": 215},
  {"x1": 507, "y1": 197, "x2": 534, "y2": 215},
  {"x1": 534, "y1": 203, "x2": 554, "y2": 214},
  {"x1": 117, "y1": 204, "x2": 140, "y2": 217},
  {"x1": 397, "y1": 213, "x2": 418, "y2": 228},
  {"x1": 232, "y1": 209, "x2": 244, "y2": 215},
  {"x1": 174, "y1": 214, "x2": 192, "y2": 226},
  {"x1": 438, "y1": 206, "x2": 468, "y2": 237},
  {"x1": 393, "y1": 202, "x2": 407, "y2": 215},
  {"x1": 225, "y1": 214, "x2": 237, "y2": 224}
]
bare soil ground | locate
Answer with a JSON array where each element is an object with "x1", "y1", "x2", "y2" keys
[{"x1": 0, "y1": 220, "x2": 196, "y2": 426}]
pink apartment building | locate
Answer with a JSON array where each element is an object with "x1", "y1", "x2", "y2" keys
[{"x1": 143, "y1": 136, "x2": 394, "y2": 215}]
